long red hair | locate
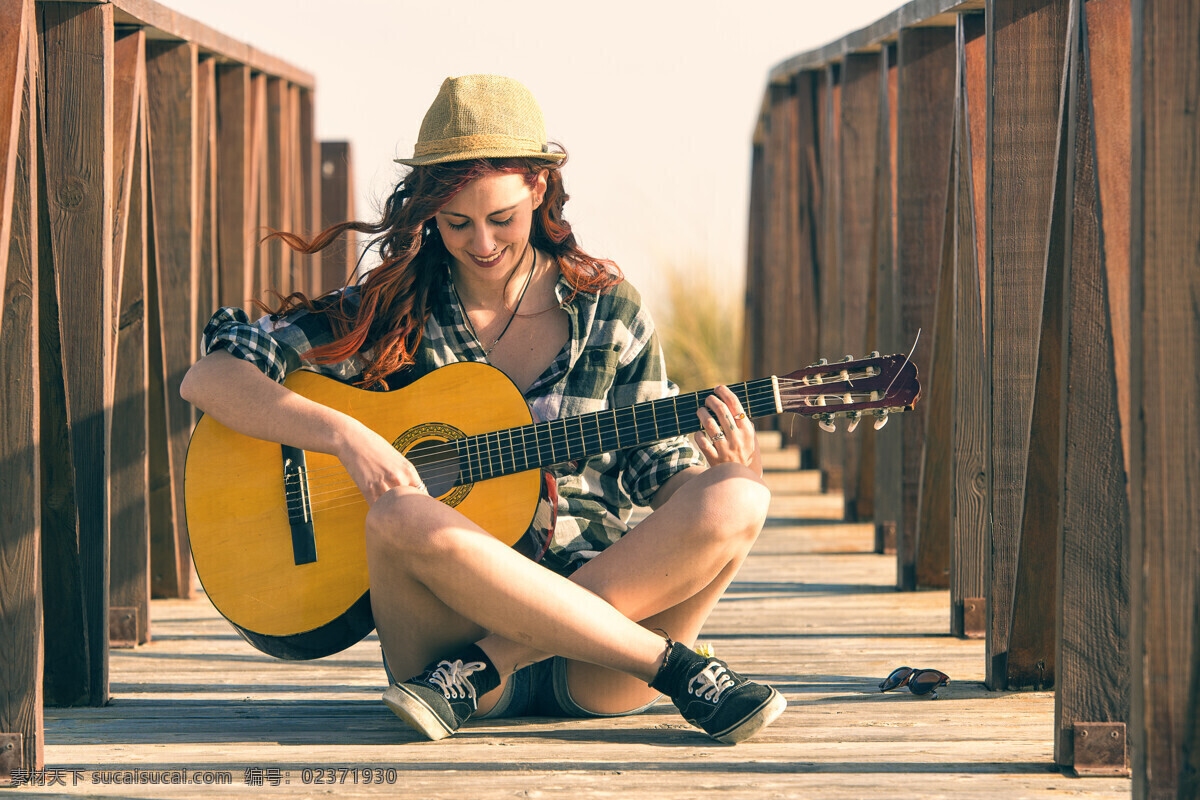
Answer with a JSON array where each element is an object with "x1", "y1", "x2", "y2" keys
[{"x1": 262, "y1": 153, "x2": 621, "y2": 388}]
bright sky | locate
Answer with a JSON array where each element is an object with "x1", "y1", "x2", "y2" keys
[{"x1": 165, "y1": 0, "x2": 906, "y2": 306}]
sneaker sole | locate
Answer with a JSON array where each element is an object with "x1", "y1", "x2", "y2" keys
[
  {"x1": 382, "y1": 684, "x2": 456, "y2": 741},
  {"x1": 711, "y1": 688, "x2": 787, "y2": 744}
]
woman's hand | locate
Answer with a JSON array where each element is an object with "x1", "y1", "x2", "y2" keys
[
  {"x1": 334, "y1": 420, "x2": 428, "y2": 505},
  {"x1": 695, "y1": 385, "x2": 762, "y2": 476}
]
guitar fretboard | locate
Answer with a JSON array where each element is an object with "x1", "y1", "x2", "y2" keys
[{"x1": 448, "y1": 378, "x2": 780, "y2": 486}]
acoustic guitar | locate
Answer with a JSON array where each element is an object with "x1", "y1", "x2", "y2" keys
[{"x1": 184, "y1": 353, "x2": 920, "y2": 660}]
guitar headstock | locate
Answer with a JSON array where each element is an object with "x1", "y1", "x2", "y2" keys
[{"x1": 778, "y1": 352, "x2": 921, "y2": 433}]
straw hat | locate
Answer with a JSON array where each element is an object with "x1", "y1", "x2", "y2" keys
[{"x1": 395, "y1": 75, "x2": 565, "y2": 167}]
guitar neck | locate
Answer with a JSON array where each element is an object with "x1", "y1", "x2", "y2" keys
[{"x1": 450, "y1": 377, "x2": 781, "y2": 485}]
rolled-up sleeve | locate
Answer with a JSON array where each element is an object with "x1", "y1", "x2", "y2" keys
[{"x1": 201, "y1": 307, "x2": 299, "y2": 383}]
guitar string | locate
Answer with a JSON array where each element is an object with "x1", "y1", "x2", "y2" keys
[
  {"x1": 297, "y1": 380, "x2": 910, "y2": 518},
  {"x1": 284, "y1": 377, "x2": 904, "y2": 505},
  {"x1": 286, "y1": 369, "x2": 889, "y2": 485},
  {"x1": 286, "y1": 383, "x2": 903, "y2": 511}
]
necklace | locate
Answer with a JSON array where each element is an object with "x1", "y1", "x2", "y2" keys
[{"x1": 452, "y1": 249, "x2": 536, "y2": 357}]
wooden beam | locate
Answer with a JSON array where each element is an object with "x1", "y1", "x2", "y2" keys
[
  {"x1": 950, "y1": 12, "x2": 988, "y2": 638},
  {"x1": 1130, "y1": 0, "x2": 1200, "y2": 794},
  {"x1": 817, "y1": 65, "x2": 844, "y2": 493},
  {"x1": 109, "y1": 29, "x2": 150, "y2": 647},
  {"x1": 145, "y1": 39, "x2": 196, "y2": 599},
  {"x1": 215, "y1": 64, "x2": 251, "y2": 308},
  {"x1": 838, "y1": 52, "x2": 882, "y2": 520},
  {"x1": 38, "y1": 0, "x2": 114, "y2": 707},
  {"x1": 1053, "y1": 0, "x2": 1130, "y2": 770},
  {"x1": 297, "y1": 88, "x2": 318, "y2": 294},
  {"x1": 895, "y1": 25, "x2": 956, "y2": 590},
  {"x1": 789, "y1": 72, "x2": 821, "y2": 470},
  {"x1": 984, "y1": 0, "x2": 1069, "y2": 688},
  {"x1": 873, "y1": 44, "x2": 902, "y2": 555},
  {"x1": 0, "y1": 0, "x2": 42, "y2": 772},
  {"x1": 318, "y1": 141, "x2": 355, "y2": 293},
  {"x1": 0, "y1": 0, "x2": 29, "y2": 318}
]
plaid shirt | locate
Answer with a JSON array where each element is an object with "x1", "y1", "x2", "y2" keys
[{"x1": 202, "y1": 264, "x2": 702, "y2": 576}]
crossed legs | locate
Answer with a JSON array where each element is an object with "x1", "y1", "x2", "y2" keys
[{"x1": 364, "y1": 462, "x2": 770, "y2": 716}]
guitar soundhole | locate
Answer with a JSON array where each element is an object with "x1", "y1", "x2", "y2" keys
[{"x1": 393, "y1": 423, "x2": 471, "y2": 507}]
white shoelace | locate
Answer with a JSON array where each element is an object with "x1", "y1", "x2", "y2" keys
[
  {"x1": 426, "y1": 659, "x2": 485, "y2": 700},
  {"x1": 688, "y1": 662, "x2": 737, "y2": 703}
]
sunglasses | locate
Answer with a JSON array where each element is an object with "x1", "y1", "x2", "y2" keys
[{"x1": 878, "y1": 667, "x2": 950, "y2": 698}]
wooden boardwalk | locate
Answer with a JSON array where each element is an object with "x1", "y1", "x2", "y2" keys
[{"x1": 28, "y1": 442, "x2": 1132, "y2": 799}]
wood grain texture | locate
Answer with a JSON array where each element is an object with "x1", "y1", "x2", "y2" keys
[
  {"x1": 215, "y1": 64, "x2": 251, "y2": 308},
  {"x1": 1130, "y1": 0, "x2": 1200, "y2": 795},
  {"x1": 296, "y1": 88, "x2": 318, "y2": 294},
  {"x1": 195, "y1": 57, "x2": 217, "y2": 322},
  {"x1": 145, "y1": 39, "x2": 197, "y2": 599},
  {"x1": 950, "y1": 12, "x2": 988, "y2": 638},
  {"x1": 1053, "y1": 8, "x2": 1129, "y2": 764},
  {"x1": 0, "y1": 26, "x2": 42, "y2": 772},
  {"x1": 0, "y1": 0, "x2": 28, "y2": 321},
  {"x1": 264, "y1": 77, "x2": 289, "y2": 298},
  {"x1": 838, "y1": 53, "x2": 882, "y2": 521},
  {"x1": 1005, "y1": 8, "x2": 1072, "y2": 691},
  {"x1": 895, "y1": 26, "x2": 956, "y2": 590},
  {"x1": 984, "y1": 0, "x2": 1069, "y2": 689},
  {"x1": 109, "y1": 29, "x2": 150, "y2": 647},
  {"x1": 913, "y1": 135, "x2": 955, "y2": 590},
  {"x1": 743, "y1": 137, "x2": 766, "y2": 385},
  {"x1": 817, "y1": 66, "x2": 844, "y2": 493},
  {"x1": 1083, "y1": 0, "x2": 1131, "y2": 482},
  {"x1": 318, "y1": 141, "x2": 355, "y2": 294},
  {"x1": 38, "y1": 0, "x2": 114, "y2": 708},
  {"x1": 873, "y1": 46, "x2": 903, "y2": 554},
  {"x1": 34, "y1": 449, "x2": 1133, "y2": 799}
]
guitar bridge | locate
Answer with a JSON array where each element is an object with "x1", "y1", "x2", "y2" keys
[{"x1": 282, "y1": 444, "x2": 317, "y2": 565}]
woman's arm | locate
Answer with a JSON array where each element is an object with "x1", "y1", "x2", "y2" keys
[{"x1": 180, "y1": 350, "x2": 424, "y2": 504}]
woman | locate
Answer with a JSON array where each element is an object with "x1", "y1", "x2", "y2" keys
[{"x1": 181, "y1": 74, "x2": 785, "y2": 744}]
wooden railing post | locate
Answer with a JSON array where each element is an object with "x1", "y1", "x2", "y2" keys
[{"x1": 318, "y1": 141, "x2": 355, "y2": 292}]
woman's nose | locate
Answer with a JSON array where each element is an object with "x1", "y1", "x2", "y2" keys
[{"x1": 472, "y1": 227, "x2": 496, "y2": 254}]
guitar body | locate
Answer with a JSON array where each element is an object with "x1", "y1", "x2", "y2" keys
[{"x1": 184, "y1": 361, "x2": 541, "y2": 660}]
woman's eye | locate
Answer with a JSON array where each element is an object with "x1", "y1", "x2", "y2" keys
[
  {"x1": 492, "y1": 217, "x2": 514, "y2": 227},
  {"x1": 446, "y1": 221, "x2": 468, "y2": 231}
]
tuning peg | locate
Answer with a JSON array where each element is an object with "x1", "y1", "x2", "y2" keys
[
  {"x1": 841, "y1": 355, "x2": 854, "y2": 362},
  {"x1": 868, "y1": 350, "x2": 880, "y2": 359},
  {"x1": 843, "y1": 392, "x2": 853, "y2": 406},
  {"x1": 818, "y1": 416, "x2": 837, "y2": 434},
  {"x1": 873, "y1": 410, "x2": 889, "y2": 430},
  {"x1": 846, "y1": 412, "x2": 861, "y2": 433}
]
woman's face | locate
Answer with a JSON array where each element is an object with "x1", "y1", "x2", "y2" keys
[{"x1": 435, "y1": 171, "x2": 547, "y2": 285}]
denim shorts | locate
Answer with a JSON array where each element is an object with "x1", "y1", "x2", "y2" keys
[
  {"x1": 475, "y1": 657, "x2": 660, "y2": 719},
  {"x1": 385, "y1": 651, "x2": 659, "y2": 719}
]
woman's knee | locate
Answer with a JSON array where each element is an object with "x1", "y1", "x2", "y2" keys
[
  {"x1": 364, "y1": 488, "x2": 456, "y2": 557},
  {"x1": 693, "y1": 463, "x2": 771, "y2": 541}
]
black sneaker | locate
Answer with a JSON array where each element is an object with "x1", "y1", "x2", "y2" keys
[
  {"x1": 652, "y1": 643, "x2": 786, "y2": 744},
  {"x1": 383, "y1": 656, "x2": 490, "y2": 741}
]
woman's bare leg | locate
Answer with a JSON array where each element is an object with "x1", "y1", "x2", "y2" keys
[{"x1": 367, "y1": 462, "x2": 769, "y2": 714}]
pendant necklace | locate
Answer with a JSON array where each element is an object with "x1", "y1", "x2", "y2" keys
[{"x1": 453, "y1": 249, "x2": 536, "y2": 357}]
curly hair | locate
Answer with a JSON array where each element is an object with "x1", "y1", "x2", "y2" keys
[{"x1": 260, "y1": 153, "x2": 622, "y2": 388}]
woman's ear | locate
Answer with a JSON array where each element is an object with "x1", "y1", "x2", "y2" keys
[{"x1": 532, "y1": 170, "x2": 549, "y2": 209}]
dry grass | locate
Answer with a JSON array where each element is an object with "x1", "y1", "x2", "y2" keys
[{"x1": 656, "y1": 264, "x2": 743, "y2": 393}]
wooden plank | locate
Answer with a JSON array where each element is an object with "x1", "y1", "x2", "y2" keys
[
  {"x1": 297, "y1": 88, "x2": 318, "y2": 295},
  {"x1": 0, "y1": 15, "x2": 42, "y2": 772},
  {"x1": 1053, "y1": 4, "x2": 1129, "y2": 767},
  {"x1": 873, "y1": 44, "x2": 902, "y2": 556},
  {"x1": 787, "y1": 72, "x2": 821, "y2": 468},
  {"x1": 109, "y1": 35, "x2": 151, "y2": 648},
  {"x1": 743, "y1": 136, "x2": 766, "y2": 386},
  {"x1": 318, "y1": 141, "x2": 355, "y2": 293},
  {"x1": 1004, "y1": 5, "x2": 1072, "y2": 691},
  {"x1": 145, "y1": 39, "x2": 197, "y2": 599},
  {"x1": 984, "y1": 0, "x2": 1069, "y2": 689},
  {"x1": 110, "y1": 31, "x2": 142, "y2": 363},
  {"x1": 895, "y1": 25, "x2": 956, "y2": 590},
  {"x1": 196, "y1": 57, "x2": 216, "y2": 319},
  {"x1": 38, "y1": 0, "x2": 114, "y2": 707},
  {"x1": 950, "y1": 12, "x2": 988, "y2": 637},
  {"x1": 1083, "y1": 0, "x2": 1131, "y2": 481},
  {"x1": 215, "y1": 64, "x2": 251, "y2": 308},
  {"x1": 250, "y1": 72, "x2": 267, "y2": 306},
  {"x1": 838, "y1": 53, "x2": 882, "y2": 521},
  {"x1": 0, "y1": 0, "x2": 29, "y2": 325},
  {"x1": 913, "y1": 127, "x2": 956, "y2": 590},
  {"x1": 265, "y1": 77, "x2": 290, "y2": 298},
  {"x1": 817, "y1": 65, "x2": 844, "y2": 493},
  {"x1": 1129, "y1": 0, "x2": 1200, "y2": 794}
]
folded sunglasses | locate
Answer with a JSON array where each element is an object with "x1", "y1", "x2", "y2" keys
[{"x1": 878, "y1": 667, "x2": 950, "y2": 698}]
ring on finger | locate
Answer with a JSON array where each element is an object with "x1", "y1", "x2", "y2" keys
[
  {"x1": 711, "y1": 432, "x2": 726, "y2": 442},
  {"x1": 734, "y1": 412, "x2": 747, "y2": 421}
]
